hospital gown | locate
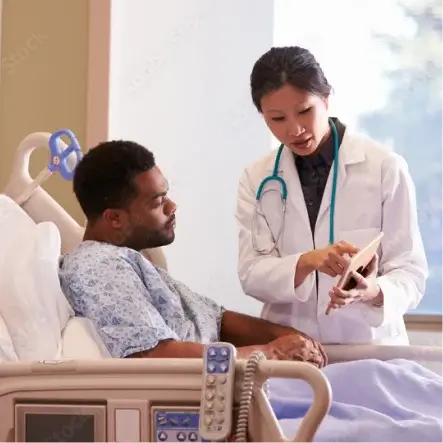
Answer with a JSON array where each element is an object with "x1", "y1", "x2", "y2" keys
[{"x1": 59, "y1": 241, "x2": 224, "y2": 358}]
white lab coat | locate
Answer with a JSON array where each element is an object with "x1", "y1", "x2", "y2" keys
[{"x1": 236, "y1": 129, "x2": 428, "y2": 345}]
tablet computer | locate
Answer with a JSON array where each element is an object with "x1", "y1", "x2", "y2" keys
[{"x1": 336, "y1": 231, "x2": 384, "y2": 291}]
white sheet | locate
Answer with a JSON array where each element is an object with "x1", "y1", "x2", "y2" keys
[{"x1": 272, "y1": 358, "x2": 442, "y2": 441}]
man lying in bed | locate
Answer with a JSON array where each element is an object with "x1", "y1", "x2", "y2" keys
[{"x1": 59, "y1": 140, "x2": 327, "y2": 367}]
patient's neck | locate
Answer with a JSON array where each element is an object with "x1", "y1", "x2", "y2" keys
[
  {"x1": 83, "y1": 219, "x2": 131, "y2": 248},
  {"x1": 83, "y1": 222, "x2": 114, "y2": 245}
]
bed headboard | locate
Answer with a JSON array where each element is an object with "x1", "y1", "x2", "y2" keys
[{"x1": 2, "y1": 131, "x2": 168, "y2": 269}]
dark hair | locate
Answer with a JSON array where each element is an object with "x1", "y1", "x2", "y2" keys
[
  {"x1": 73, "y1": 140, "x2": 156, "y2": 219},
  {"x1": 250, "y1": 46, "x2": 332, "y2": 112}
]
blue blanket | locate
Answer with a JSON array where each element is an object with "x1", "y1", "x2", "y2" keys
[{"x1": 269, "y1": 359, "x2": 442, "y2": 442}]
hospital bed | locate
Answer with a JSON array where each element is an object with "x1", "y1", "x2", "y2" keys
[{"x1": 0, "y1": 130, "x2": 441, "y2": 442}]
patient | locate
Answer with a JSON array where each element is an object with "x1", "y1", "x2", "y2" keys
[{"x1": 59, "y1": 140, "x2": 327, "y2": 367}]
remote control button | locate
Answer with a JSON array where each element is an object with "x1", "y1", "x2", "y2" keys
[
  {"x1": 206, "y1": 375, "x2": 216, "y2": 385},
  {"x1": 205, "y1": 390, "x2": 215, "y2": 400},
  {"x1": 217, "y1": 401, "x2": 225, "y2": 412},
  {"x1": 158, "y1": 431, "x2": 168, "y2": 441},
  {"x1": 207, "y1": 363, "x2": 216, "y2": 373},
  {"x1": 220, "y1": 348, "x2": 229, "y2": 357},
  {"x1": 218, "y1": 389, "x2": 225, "y2": 399},
  {"x1": 218, "y1": 375, "x2": 227, "y2": 384},
  {"x1": 205, "y1": 416, "x2": 213, "y2": 425},
  {"x1": 206, "y1": 401, "x2": 214, "y2": 410},
  {"x1": 220, "y1": 363, "x2": 228, "y2": 372},
  {"x1": 209, "y1": 348, "x2": 217, "y2": 358},
  {"x1": 216, "y1": 415, "x2": 225, "y2": 424}
]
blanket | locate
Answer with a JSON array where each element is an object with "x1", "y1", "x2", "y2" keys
[{"x1": 269, "y1": 359, "x2": 442, "y2": 442}]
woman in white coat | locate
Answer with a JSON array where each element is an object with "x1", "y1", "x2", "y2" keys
[{"x1": 236, "y1": 46, "x2": 428, "y2": 345}]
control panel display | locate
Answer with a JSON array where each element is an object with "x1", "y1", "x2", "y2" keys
[
  {"x1": 152, "y1": 408, "x2": 225, "y2": 442},
  {"x1": 25, "y1": 413, "x2": 95, "y2": 442}
]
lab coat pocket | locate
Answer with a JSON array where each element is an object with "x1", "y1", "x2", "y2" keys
[{"x1": 337, "y1": 227, "x2": 381, "y2": 250}]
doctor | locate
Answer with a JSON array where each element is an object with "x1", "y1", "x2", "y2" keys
[{"x1": 236, "y1": 46, "x2": 429, "y2": 345}]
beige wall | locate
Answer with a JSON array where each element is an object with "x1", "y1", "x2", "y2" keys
[{"x1": 0, "y1": 0, "x2": 90, "y2": 222}]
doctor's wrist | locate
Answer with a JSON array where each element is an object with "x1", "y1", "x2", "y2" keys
[
  {"x1": 371, "y1": 286, "x2": 384, "y2": 307},
  {"x1": 364, "y1": 285, "x2": 384, "y2": 307}
]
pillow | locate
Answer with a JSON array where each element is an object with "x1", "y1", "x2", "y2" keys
[
  {"x1": 61, "y1": 317, "x2": 112, "y2": 359},
  {"x1": 0, "y1": 313, "x2": 18, "y2": 362},
  {"x1": 0, "y1": 195, "x2": 73, "y2": 360}
]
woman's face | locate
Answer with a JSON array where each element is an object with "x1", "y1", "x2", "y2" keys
[{"x1": 260, "y1": 83, "x2": 330, "y2": 156}]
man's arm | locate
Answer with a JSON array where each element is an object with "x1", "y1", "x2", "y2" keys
[
  {"x1": 219, "y1": 310, "x2": 327, "y2": 365},
  {"x1": 129, "y1": 310, "x2": 323, "y2": 360},
  {"x1": 128, "y1": 338, "x2": 266, "y2": 359},
  {"x1": 126, "y1": 313, "x2": 326, "y2": 366},
  {"x1": 220, "y1": 310, "x2": 296, "y2": 346}
]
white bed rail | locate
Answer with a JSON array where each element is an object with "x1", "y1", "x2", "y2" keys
[
  {"x1": 3, "y1": 132, "x2": 84, "y2": 254},
  {"x1": 0, "y1": 358, "x2": 330, "y2": 442}
]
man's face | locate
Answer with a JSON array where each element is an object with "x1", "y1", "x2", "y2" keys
[{"x1": 105, "y1": 167, "x2": 177, "y2": 251}]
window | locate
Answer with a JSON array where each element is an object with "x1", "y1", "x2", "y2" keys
[{"x1": 274, "y1": 0, "x2": 442, "y2": 315}]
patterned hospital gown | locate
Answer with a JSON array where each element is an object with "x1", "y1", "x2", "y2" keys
[{"x1": 59, "y1": 241, "x2": 224, "y2": 358}]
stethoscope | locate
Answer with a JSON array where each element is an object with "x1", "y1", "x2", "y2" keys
[{"x1": 251, "y1": 118, "x2": 339, "y2": 255}]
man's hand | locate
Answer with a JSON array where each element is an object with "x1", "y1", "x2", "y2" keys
[
  {"x1": 302, "y1": 241, "x2": 359, "y2": 278},
  {"x1": 326, "y1": 254, "x2": 381, "y2": 314},
  {"x1": 263, "y1": 333, "x2": 327, "y2": 368}
]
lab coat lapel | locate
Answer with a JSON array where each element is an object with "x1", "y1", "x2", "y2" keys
[
  {"x1": 279, "y1": 147, "x2": 312, "y2": 239},
  {"x1": 316, "y1": 130, "x2": 366, "y2": 231}
]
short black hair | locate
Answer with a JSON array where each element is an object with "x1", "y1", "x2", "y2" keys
[
  {"x1": 250, "y1": 46, "x2": 332, "y2": 112},
  {"x1": 73, "y1": 140, "x2": 156, "y2": 220}
]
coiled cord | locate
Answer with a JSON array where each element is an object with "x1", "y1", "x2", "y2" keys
[{"x1": 234, "y1": 351, "x2": 268, "y2": 442}]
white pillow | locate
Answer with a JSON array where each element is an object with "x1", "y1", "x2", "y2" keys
[
  {"x1": 0, "y1": 195, "x2": 73, "y2": 360},
  {"x1": 0, "y1": 313, "x2": 18, "y2": 362},
  {"x1": 61, "y1": 317, "x2": 112, "y2": 359}
]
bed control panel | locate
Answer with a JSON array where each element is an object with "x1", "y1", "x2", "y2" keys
[
  {"x1": 198, "y1": 342, "x2": 237, "y2": 441},
  {"x1": 152, "y1": 407, "x2": 219, "y2": 442}
]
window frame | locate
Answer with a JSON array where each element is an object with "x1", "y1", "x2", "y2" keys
[{"x1": 404, "y1": 314, "x2": 442, "y2": 332}]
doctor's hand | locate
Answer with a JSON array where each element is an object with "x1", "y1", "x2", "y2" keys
[
  {"x1": 305, "y1": 241, "x2": 359, "y2": 277},
  {"x1": 326, "y1": 254, "x2": 382, "y2": 314},
  {"x1": 264, "y1": 332, "x2": 327, "y2": 368}
]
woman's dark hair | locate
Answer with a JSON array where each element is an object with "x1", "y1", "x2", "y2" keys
[{"x1": 250, "y1": 46, "x2": 332, "y2": 112}]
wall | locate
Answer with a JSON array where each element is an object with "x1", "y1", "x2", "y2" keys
[
  {"x1": 0, "y1": 0, "x2": 90, "y2": 223},
  {"x1": 108, "y1": 0, "x2": 274, "y2": 314}
]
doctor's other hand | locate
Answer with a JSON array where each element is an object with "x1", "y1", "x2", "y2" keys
[
  {"x1": 300, "y1": 241, "x2": 359, "y2": 278},
  {"x1": 327, "y1": 253, "x2": 381, "y2": 313},
  {"x1": 264, "y1": 332, "x2": 327, "y2": 368}
]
